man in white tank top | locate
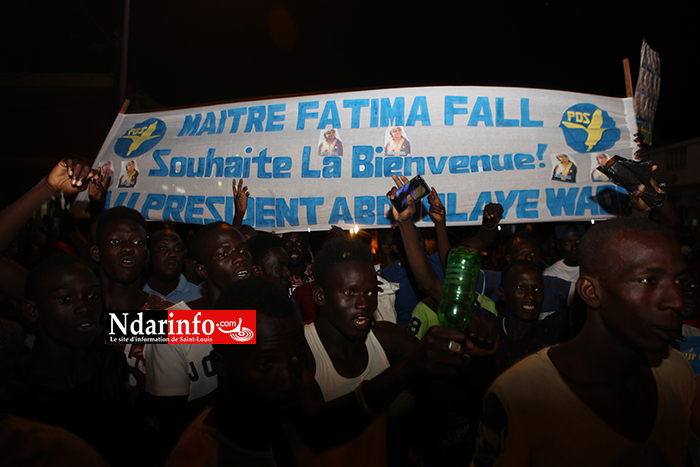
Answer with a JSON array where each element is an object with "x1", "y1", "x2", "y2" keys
[
  {"x1": 301, "y1": 238, "x2": 501, "y2": 466},
  {"x1": 305, "y1": 238, "x2": 499, "y2": 400}
]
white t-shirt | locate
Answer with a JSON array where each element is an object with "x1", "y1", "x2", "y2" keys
[
  {"x1": 543, "y1": 259, "x2": 580, "y2": 284},
  {"x1": 144, "y1": 301, "x2": 218, "y2": 401}
]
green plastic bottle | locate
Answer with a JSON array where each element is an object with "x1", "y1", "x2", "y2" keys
[{"x1": 438, "y1": 246, "x2": 480, "y2": 331}]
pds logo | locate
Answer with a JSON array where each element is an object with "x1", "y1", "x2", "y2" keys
[
  {"x1": 114, "y1": 118, "x2": 166, "y2": 159},
  {"x1": 559, "y1": 104, "x2": 620, "y2": 153}
]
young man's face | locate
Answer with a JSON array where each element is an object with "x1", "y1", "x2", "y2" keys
[
  {"x1": 506, "y1": 237, "x2": 541, "y2": 267},
  {"x1": 229, "y1": 314, "x2": 305, "y2": 414},
  {"x1": 558, "y1": 233, "x2": 581, "y2": 267},
  {"x1": 34, "y1": 264, "x2": 102, "y2": 348},
  {"x1": 197, "y1": 226, "x2": 252, "y2": 293},
  {"x1": 149, "y1": 229, "x2": 185, "y2": 281},
  {"x1": 317, "y1": 261, "x2": 378, "y2": 342},
  {"x1": 282, "y1": 232, "x2": 309, "y2": 268},
  {"x1": 94, "y1": 219, "x2": 149, "y2": 284},
  {"x1": 499, "y1": 265, "x2": 544, "y2": 323},
  {"x1": 254, "y1": 247, "x2": 291, "y2": 292},
  {"x1": 594, "y1": 231, "x2": 690, "y2": 354}
]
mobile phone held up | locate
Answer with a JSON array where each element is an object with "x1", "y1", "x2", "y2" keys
[
  {"x1": 596, "y1": 155, "x2": 666, "y2": 209},
  {"x1": 391, "y1": 175, "x2": 430, "y2": 212}
]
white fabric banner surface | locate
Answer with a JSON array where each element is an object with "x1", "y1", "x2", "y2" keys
[{"x1": 81, "y1": 86, "x2": 637, "y2": 232}]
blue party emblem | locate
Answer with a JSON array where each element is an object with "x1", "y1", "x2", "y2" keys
[
  {"x1": 559, "y1": 104, "x2": 620, "y2": 154},
  {"x1": 114, "y1": 118, "x2": 166, "y2": 159}
]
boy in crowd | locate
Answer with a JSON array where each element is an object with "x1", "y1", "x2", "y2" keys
[
  {"x1": 476, "y1": 231, "x2": 573, "y2": 318},
  {"x1": 0, "y1": 256, "x2": 149, "y2": 466},
  {"x1": 304, "y1": 237, "x2": 498, "y2": 465},
  {"x1": 144, "y1": 221, "x2": 252, "y2": 455},
  {"x1": 492, "y1": 260, "x2": 570, "y2": 374},
  {"x1": 283, "y1": 231, "x2": 314, "y2": 292},
  {"x1": 185, "y1": 221, "x2": 253, "y2": 310},
  {"x1": 542, "y1": 222, "x2": 585, "y2": 284},
  {"x1": 167, "y1": 275, "x2": 453, "y2": 466},
  {"x1": 165, "y1": 276, "x2": 306, "y2": 466},
  {"x1": 248, "y1": 232, "x2": 291, "y2": 294},
  {"x1": 142, "y1": 227, "x2": 204, "y2": 303},
  {"x1": 388, "y1": 185, "x2": 502, "y2": 465},
  {"x1": 90, "y1": 206, "x2": 171, "y2": 387},
  {"x1": 472, "y1": 217, "x2": 694, "y2": 466}
]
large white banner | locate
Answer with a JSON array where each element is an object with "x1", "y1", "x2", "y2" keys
[{"x1": 80, "y1": 86, "x2": 637, "y2": 232}]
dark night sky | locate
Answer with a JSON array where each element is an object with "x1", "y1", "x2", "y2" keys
[{"x1": 3, "y1": 1, "x2": 700, "y2": 147}]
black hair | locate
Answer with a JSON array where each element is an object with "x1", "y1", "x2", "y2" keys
[
  {"x1": 236, "y1": 225, "x2": 257, "y2": 239},
  {"x1": 499, "y1": 259, "x2": 542, "y2": 291},
  {"x1": 281, "y1": 231, "x2": 310, "y2": 244},
  {"x1": 505, "y1": 230, "x2": 541, "y2": 254},
  {"x1": 95, "y1": 206, "x2": 147, "y2": 246},
  {"x1": 313, "y1": 238, "x2": 373, "y2": 288},
  {"x1": 147, "y1": 226, "x2": 184, "y2": 250},
  {"x1": 25, "y1": 256, "x2": 95, "y2": 302},
  {"x1": 213, "y1": 276, "x2": 299, "y2": 354},
  {"x1": 191, "y1": 221, "x2": 232, "y2": 264},
  {"x1": 246, "y1": 233, "x2": 285, "y2": 267},
  {"x1": 579, "y1": 217, "x2": 671, "y2": 276},
  {"x1": 215, "y1": 276, "x2": 296, "y2": 318}
]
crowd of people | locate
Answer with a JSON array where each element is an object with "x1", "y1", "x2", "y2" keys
[{"x1": 0, "y1": 154, "x2": 698, "y2": 467}]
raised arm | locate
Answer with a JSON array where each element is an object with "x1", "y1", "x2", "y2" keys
[
  {"x1": 388, "y1": 175, "x2": 444, "y2": 303},
  {"x1": 463, "y1": 203, "x2": 503, "y2": 251},
  {"x1": 0, "y1": 159, "x2": 94, "y2": 256},
  {"x1": 232, "y1": 178, "x2": 249, "y2": 227},
  {"x1": 428, "y1": 187, "x2": 450, "y2": 272},
  {"x1": 0, "y1": 159, "x2": 94, "y2": 301}
]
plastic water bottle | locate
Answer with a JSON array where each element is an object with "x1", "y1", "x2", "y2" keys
[{"x1": 438, "y1": 246, "x2": 480, "y2": 331}]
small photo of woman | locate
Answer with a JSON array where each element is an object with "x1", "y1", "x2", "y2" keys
[
  {"x1": 384, "y1": 126, "x2": 411, "y2": 157},
  {"x1": 590, "y1": 153, "x2": 611, "y2": 182},
  {"x1": 318, "y1": 128, "x2": 343, "y2": 156},
  {"x1": 118, "y1": 160, "x2": 140, "y2": 188},
  {"x1": 551, "y1": 154, "x2": 577, "y2": 183}
]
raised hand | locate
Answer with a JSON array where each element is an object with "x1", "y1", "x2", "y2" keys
[
  {"x1": 629, "y1": 165, "x2": 664, "y2": 212},
  {"x1": 232, "y1": 179, "x2": 250, "y2": 227},
  {"x1": 428, "y1": 187, "x2": 445, "y2": 224},
  {"x1": 482, "y1": 203, "x2": 504, "y2": 230},
  {"x1": 386, "y1": 174, "x2": 414, "y2": 222},
  {"x1": 233, "y1": 179, "x2": 249, "y2": 213},
  {"x1": 88, "y1": 164, "x2": 109, "y2": 204},
  {"x1": 464, "y1": 314, "x2": 501, "y2": 357},
  {"x1": 46, "y1": 159, "x2": 96, "y2": 195},
  {"x1": 328, "y1": 225, "x2": 348, "y2": 239}
]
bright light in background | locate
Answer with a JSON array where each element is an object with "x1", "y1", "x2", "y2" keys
[
  {"x1": 307, "y1": 228, "x2": 311, "y2": 233},
  {"x1": 497, "y1": 225, "x2": 501, "y2": 231},
  {"x1": 591, "y1": 219, "x2": 596, "y2": 224}
]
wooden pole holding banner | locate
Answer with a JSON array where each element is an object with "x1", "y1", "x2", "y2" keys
[
  {"x1": 623, "y1": 58, "x2": 634, "y2": 98},
  {"x1": 119, "y1": 99, "x2": 131, "y2": 115}
]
